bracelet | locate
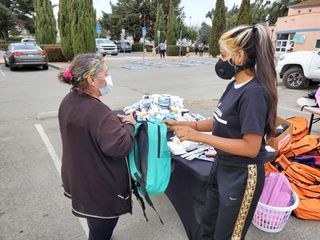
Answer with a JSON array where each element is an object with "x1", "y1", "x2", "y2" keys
[{"x1": 194, "y1": 121, "x2": 198, "y2": 131}]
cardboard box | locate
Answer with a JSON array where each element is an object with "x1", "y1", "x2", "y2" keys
[{"x1": 268, "y1": 116, "x2": 292, "y2": 151}]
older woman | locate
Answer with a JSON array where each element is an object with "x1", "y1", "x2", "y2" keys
[{"x1": 58, "y1": 53, "x2": 136, "y2": 240}]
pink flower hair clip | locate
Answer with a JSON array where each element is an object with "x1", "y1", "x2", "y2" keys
[{"x1": 63, "y1": 68, "x2": 73, "y2": 81}]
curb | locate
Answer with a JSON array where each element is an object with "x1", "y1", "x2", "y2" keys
[{"x1": 48, "y1": 63, "x2": 62, "y2": 70}]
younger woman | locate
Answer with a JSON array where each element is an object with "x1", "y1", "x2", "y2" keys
[{"x1": 164, "y1": 24, "x2": 277, "y2": 239}]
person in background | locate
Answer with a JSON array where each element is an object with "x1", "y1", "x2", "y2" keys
[
  {"x1": 152, "y1": 44, "x2": 157, "y2": 57},
  {"x1": 164, "y1": 23, "x2": 277, "y2": 239},
  {"x1": 58, "y1": 53, "x2": 136, "y2": 240},
  {"x1": 157, "y1": 41, "x2": 166, "y2": 58}
]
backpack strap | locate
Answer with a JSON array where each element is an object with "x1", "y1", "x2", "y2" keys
[
  {"x1": 134, "y1": 172, "x2": 164, "y2": 225},
  {"x1": 131, "y1": 178, "x2": 149, "y2": 222}
]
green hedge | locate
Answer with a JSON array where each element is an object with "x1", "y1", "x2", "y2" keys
[
  {"x1": 42, "y1": 45, "x2": 67, "y2": 62},
  {"x1": 166, "y1": 45, "x2": 186, "y2": 56},
  {"x1": 0, "y1": 44, "x2": 9, "y2": 51},
  {"x1": 132, "y1": 43, "x2": 143, "y2": 52},
  {"x1": 132, "y1": 43, "x2": 153, "y2": 52}
]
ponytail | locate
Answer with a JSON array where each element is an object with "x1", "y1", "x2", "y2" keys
[{"x1": 254, "y1": 24, "x2": 277, "y2": 139}]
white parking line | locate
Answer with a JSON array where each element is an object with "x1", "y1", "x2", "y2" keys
[
  {"x1": 0, "y1": 68, "x2": 5, "y2": 77},
  {"x1": 34, "y1": 123, "x2": 89, "y2": 237}
]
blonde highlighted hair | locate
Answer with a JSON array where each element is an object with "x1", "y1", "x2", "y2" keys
[{"x1": 219, "y1": 24, "x2": 277, "y2": 139}]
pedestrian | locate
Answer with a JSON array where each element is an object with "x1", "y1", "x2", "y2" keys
[
  {"x1": 152, "y1": 44, "x2": 157, "y2": 57},
  {"x1": 195, "y1": 41, "x2": 199, "y2": 56},
  {"x1": 157, "y1": 41, "x2": 166, "y2": 58},
  {"x1": 186, "y1": 45, "x2": 190, "y2": 57},
  {"x1": 199, "y1": 43, "x2": 204, "y2": 57},
  {"x1": 164, "y1": 23, "x2": 277, "y2": 240},
  {"x1": 58, "y1": 53, "x2": 136, "y2": 240}
]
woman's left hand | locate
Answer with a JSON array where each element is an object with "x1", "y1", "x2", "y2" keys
[{"x1": 174, "y1": 126, "x2": 199, "y2": 142}]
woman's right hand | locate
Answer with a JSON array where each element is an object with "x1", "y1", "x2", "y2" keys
[
  {"x1": 117, "y1": 113, "x2": 136, "y2": 126},
  {"x1": 163, "y1": 119, "x2": 179, "y2": 131}
]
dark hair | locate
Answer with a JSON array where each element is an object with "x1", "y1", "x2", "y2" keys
[
  {"x1": 58, "y1": 53, "x2": 105, "y2": 90},
  {"x1": 219, "y1": 24, "x2": 278, "y2": 139}
]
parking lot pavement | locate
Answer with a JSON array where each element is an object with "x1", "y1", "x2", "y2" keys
[{"x1": 0, "y1": 59, "x2": 319, "y2": 240}]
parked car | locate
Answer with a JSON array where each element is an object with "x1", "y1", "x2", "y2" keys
[
  {"x1": 276, "y1": 50, "x2": 320, "y2": 89},
  {"x1": 3, "y1": 43, "x2": 48, "y2": 71},
  {"x1": 95, "y1": 38, "x2": 118, "y2": 56},
  {"x1": 114, "y1": 40, "x2": 132, "y2": 53}
]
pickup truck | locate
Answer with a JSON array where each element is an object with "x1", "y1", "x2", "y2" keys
[{"x1": 276, "y1": 50, "x2": 320, "y2": 89}]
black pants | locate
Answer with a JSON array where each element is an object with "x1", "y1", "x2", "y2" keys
[
  {"x1": 160, "y1": 50, "x2": 166, "y2": 58},
  {"x1": 200, "y1": 160, "x2": 265, "y2": 240},
  {"x1": 87, "y1": 217, "x2": 119, "y2": 240}
]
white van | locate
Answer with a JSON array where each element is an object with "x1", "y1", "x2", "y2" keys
[{"x1": 95, "y1": 38, "x2": 118, "y2": 56}]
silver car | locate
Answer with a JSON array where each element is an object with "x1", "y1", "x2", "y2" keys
[{"x1": 3, "y1": 43, "x2": 49, "y2": 71}]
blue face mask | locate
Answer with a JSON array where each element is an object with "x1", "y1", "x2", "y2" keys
[{"x1": 99, "y1": 75, "x2": 113, "y2": 96}]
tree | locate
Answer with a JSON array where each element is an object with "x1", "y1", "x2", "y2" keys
[
  {"x1": 210, "y1": 0, "x2": 225, "y2": 56},
  {"x1": 225, "y1": 4, "x2": 239, "y2": 30},
  {"x1": 166, "y1": 0, "x2": 177, "y2": 45},
  {"x1": 154, "y1": 3, "x2": 165, "y2": 45},
  {"x1": 237, "y1": 0, "x2": 251, "y2": 25},
  {"x1": 251, "y1": 0, "x2": 269, "y2": 25},
  {"x1": 0, "y1": 0, "x2": 35, "y2": 41},
  {"x1": 33, "y1": 0, "x2": 57, "y2": 44},
  {"x1": 198, "y1": 22, "x2": 211, "y2": 45},
  {"x1": 107, "y1": 0, "x2": 153, "y2": 42},
  {"x1": 0, "y1": 3, "x2": 14, "y2": 41},
  {"x1": 58, "y1": 0, "x2": 73, "y2": 60},
  {"x1": 71, "y1": 0, "x2": 96, "y2": 55},
  {"x1": 267, "y1": 0, "x2": 303, "y2": 25}
]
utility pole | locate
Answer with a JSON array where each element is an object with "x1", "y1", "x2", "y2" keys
[{"x1": 143, "y1": 13, "x2": 146, "y2": 62}]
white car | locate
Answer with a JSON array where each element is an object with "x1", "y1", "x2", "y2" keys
[
  {"x1": 95, "y1": 38, "x2": 118, "y2": 56},
  {"x1": 276, "y1": 50, "x2": 320, "y2": 89},
  {"x1": 21, "y1": 38, "x2": 36, "y2": 43}
]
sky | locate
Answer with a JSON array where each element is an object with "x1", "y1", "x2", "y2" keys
[{"x1": 51, "y1": 0, "x2": 254, "y2": 27}]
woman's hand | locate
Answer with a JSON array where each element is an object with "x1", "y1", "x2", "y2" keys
[
  {"x1": 174, "y1": 126, "x2": 200, "y2": 142},
  {"x1": 163, "y1": 119, "x2": 179, "y2": 131},
  {"x1": 117, "y1": 113, "x2": 136, "y2": 126}
]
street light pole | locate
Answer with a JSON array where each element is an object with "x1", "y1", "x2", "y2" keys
[{"x1": 143, "y1": 13, "x2": 146, "y2": 62}]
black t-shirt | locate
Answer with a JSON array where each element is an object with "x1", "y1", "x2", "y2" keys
[{"x1": 212, "y1": 78, "x2": 271, "y2": 166}]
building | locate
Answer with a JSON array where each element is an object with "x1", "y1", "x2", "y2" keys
[{"x1": 270, "y1": 0, "x2": 320, "y2": 52}]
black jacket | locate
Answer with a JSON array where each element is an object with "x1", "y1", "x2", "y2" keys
[{"x1": 58, "y1": 90, "x2": 134, "y2": 218}]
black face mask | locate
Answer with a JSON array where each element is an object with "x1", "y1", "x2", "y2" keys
[
  {"x1": 214, "y1": 58, "x2": 238, "y2": 80},
  {"x1": 215, "y1": 58, "x2": 255, "y2": 80}
]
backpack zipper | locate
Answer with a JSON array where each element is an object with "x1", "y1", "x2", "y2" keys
[{"x1": 158, "y1": 125, "x2": 161, "y2": 158}]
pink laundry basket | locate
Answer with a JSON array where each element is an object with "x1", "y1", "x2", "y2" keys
[{"x1": 252, "y1": 191, "x2": 299, "y2": 233}]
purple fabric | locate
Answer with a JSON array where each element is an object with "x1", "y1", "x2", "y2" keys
[{"x1": 260, "y1": 173, "x2": 292, "y2": 207}]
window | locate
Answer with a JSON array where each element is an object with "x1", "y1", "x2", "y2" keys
[
  {"x1": 298, "y1": 10, "x2": 301, "y2": 13},
  {"x1": 316, "y1": 40, "x2": 320, "y2": 49},
  {"x1": 309, "y1": 9, "x2": 312, "y2": 13}
]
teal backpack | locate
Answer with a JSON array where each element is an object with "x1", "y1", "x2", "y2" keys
[{"x1": 128, "y1": 120, "x2": 171, "y2": 224}]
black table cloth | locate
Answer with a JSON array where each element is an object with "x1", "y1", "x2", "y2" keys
[{"x1": 165, "y1": 155, "x2": 214, "y2": 240}]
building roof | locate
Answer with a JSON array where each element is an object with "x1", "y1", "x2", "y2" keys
[{"x1": 290, "y1": 0, "x2": 320, "y2": 9}]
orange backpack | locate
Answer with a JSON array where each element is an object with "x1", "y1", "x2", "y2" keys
[
  {"x1": 286, "y1": 117, "x2": 309, "y2": 142},
  {"x1": 280, "y1": 135, "x2": 320, "y2": 158},
  {"x1": 274, "y1": 155, "x2": 320, "y2": 220}
]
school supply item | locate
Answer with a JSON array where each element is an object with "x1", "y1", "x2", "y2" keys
[
  {"x1": 286, "y1": 117, "x2": 309, "y2": 141},
  {"x1": 129, "y1": 120, "x2": 171, "y2": 224},
  {"x1": 274, "y1": 155, "x2": 320, "y2": 220},
  {"x1": 259, "y1": 173, "x2": 292, "y2": 207}
]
